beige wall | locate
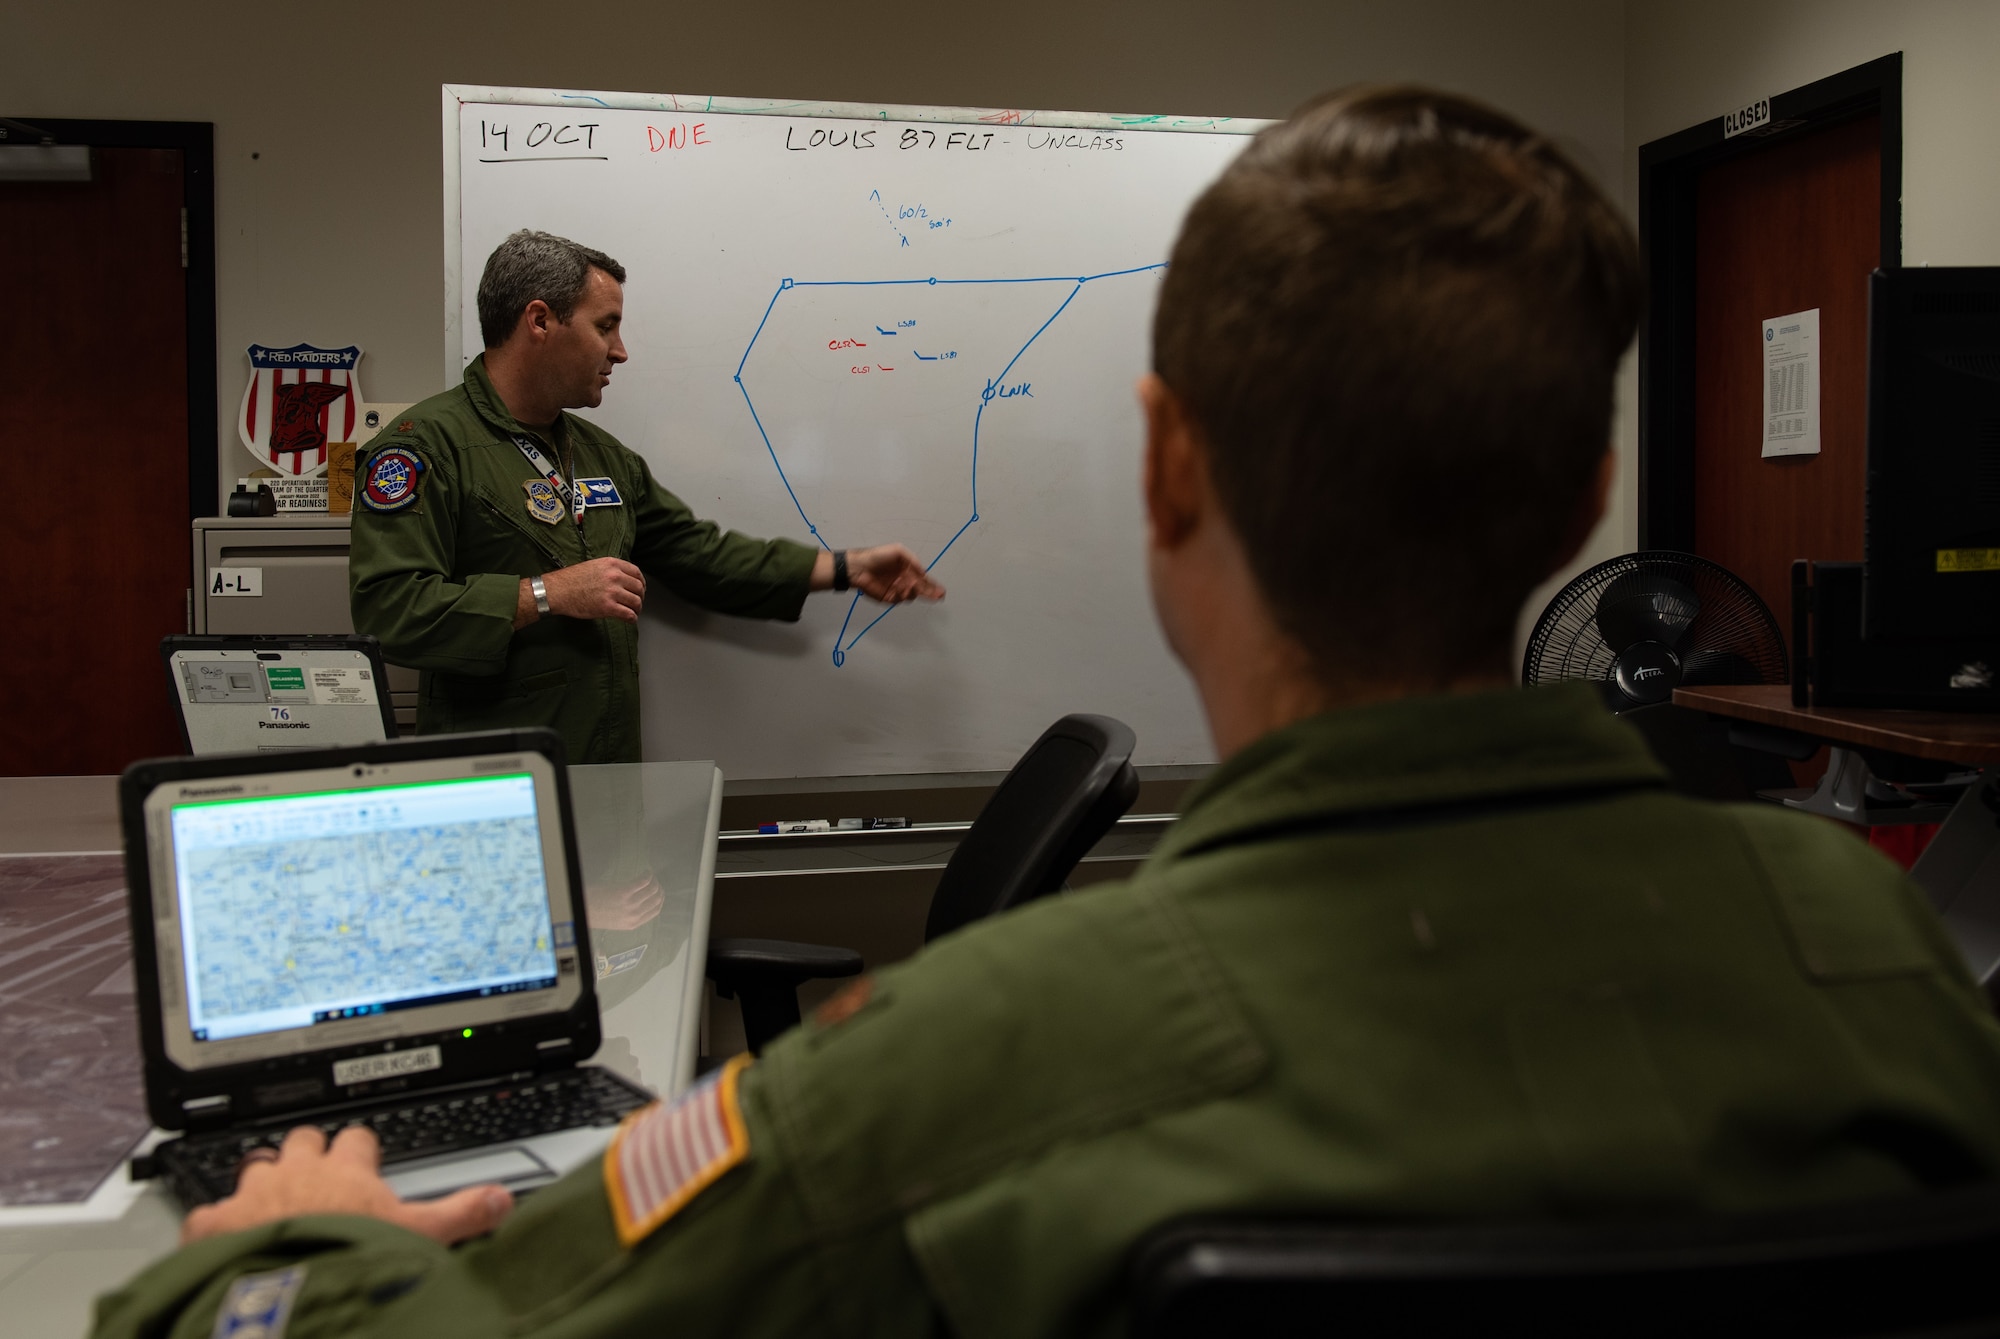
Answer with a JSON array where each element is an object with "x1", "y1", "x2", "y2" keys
[
  {"x1": 1519, "y1": 0, "x2": 1993, "y2": 667},
  {"x1": 1530, "y1": 2, "x2": 2000, "y2": 664},
  {"x1": 30, "y1": 4, "x2": 1992, "y2": 684},
  {"x1": 1627, "y1": 0, "x2": 2000, "y2": 269},
  {"x1": 7, "y1": 0, "x2": 1624, "y2": 519}
]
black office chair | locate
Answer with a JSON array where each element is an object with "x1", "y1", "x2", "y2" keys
[
  {"x1": 706, "y1": 713, "x2": 1140, "y2": 1055},
  {"x1": 1130, "y1": 1187, "x2": 2000, "y2": 1338}
]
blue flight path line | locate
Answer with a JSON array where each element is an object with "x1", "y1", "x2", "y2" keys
[
  {"x1": 736, "y1": 263, "x2": 1168, "y2": 666},
  {"x1": 732, "y1": 283, "x2": 825, "y2": 546}
]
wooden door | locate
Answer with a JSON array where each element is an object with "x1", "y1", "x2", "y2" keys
[
  {"x1": 0, "y1": 147, "x2": 190, "y2": 775},
  {"x1": 1691, "y1": 114, "x2": 1881, "y2": 627}
]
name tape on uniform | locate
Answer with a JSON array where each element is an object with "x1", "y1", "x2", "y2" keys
[{"x1": 577, "y1": 477, "x2": 624, "y2": 507}]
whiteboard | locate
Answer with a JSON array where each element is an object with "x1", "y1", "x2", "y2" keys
[{"x1": 446, "y1": 86, "x2": 1262, "y2": 779}]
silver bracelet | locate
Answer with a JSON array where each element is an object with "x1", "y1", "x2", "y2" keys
[{"x1": 530, "y1": 576, "x2": 551, "y2": 616}]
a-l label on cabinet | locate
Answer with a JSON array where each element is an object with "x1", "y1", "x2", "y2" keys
[{"x1": 209, "y1": 567, "x2": 263, "y2": 597}]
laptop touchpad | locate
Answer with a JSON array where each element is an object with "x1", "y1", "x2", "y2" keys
[{"x1": 385, "y1": 1146, "x2": 553, "y2": 1201}]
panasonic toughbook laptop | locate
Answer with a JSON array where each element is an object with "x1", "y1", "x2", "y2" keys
[
  {"x1": 162, "y1": 634, "x2": 399, "y2": 754},
  {"x1": 120, "y1": 729, "x2": 652, "y2": 1208}
]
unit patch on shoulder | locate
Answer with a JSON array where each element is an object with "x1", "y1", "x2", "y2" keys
[
  {"x1": 360, "y1": 446, "x2": 424, "y2": 512},
  {"x1": 604, "y1": 1053, "x2": 751, "y2": 1247},
  {"x1": 211, "y1": 1264, "x2": 307, "y2": 1339}
]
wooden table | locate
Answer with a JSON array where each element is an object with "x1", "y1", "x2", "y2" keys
[
  {"x1": 1672, "y1": 685, "x2": 2000, "y2": 764},
  {"x1": 1675, "y1": 685, "x2": 2000, "y2": 989}
]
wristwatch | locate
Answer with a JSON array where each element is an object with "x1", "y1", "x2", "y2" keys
[
  {"x1": 530, "y1": 576, "x2": 551, "y2": 616},
  {"x1": 832, "y1": 550, "x2": 850, "y2": 593}
]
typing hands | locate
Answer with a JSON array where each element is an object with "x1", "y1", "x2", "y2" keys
[{"x1": 181, "y1": 1124, "x2": 513, "y2": 1247}]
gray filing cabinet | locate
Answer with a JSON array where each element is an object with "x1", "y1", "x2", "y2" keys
[{"x1": 191, "y1": 516, "x2": 419, "y2": 731}]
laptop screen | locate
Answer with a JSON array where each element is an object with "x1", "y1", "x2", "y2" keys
[
  {"x1": 172, "y1": 774, "x2": 559, "y2": 1042},
  {"x1": 139, "y1": 747, "x2": 585, "y2": 1072}
]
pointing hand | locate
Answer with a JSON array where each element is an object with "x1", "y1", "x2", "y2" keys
[{"x1": 839, "y1": 544, "x2": 946, "y2": 604}]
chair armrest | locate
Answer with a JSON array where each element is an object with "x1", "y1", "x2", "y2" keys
[
  {"x1": 706, "y1": 936, "x2": 864, "y2": 991},
  {"x1": 705, "y1": 937, "x2": 865, "y2": 1056}
]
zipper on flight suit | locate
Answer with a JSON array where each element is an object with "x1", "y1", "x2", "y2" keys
[
  {"x1": 559, "y1": 438, "x2": 594, "y2": 561},
  {"x1": 486, "y1": 429, "x2": 624, "y2": 758},
  {"x1": 558, "y1": 436, "x2": 622, "y2": 760},
  {"x1": 478, "y1": 490, "x2": 567, "y2": 568}
]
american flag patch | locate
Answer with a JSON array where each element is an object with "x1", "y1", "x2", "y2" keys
[{"x1": 604, "y1": 1054, "x2": 751, "y2": 1246}]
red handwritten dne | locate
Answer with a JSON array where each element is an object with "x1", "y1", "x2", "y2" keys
[{"x1": 647, "y1": 123, "x2": 710, "y2": 152}]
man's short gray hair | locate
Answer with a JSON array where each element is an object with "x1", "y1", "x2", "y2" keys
[{"x1": 476, "y1": 230, "x2": 627, "y2": 348}]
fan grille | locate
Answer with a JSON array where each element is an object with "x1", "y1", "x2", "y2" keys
[{"x1": 1523, "y1": 551, "x2": 1788, "y2": 691}]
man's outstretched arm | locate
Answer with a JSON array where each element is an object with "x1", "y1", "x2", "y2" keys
[{"x1": 808, "y1": 544, "x2": 947, "y2": 604}]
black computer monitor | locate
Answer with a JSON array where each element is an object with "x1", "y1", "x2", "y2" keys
[{"x1": 1863, "y1": 266, "x2": 2000, "y2": 640}]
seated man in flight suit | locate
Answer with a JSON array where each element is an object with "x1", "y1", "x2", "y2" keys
[{"x1": 95, "y1": 86, "x2": 2000, "y2": 1339}]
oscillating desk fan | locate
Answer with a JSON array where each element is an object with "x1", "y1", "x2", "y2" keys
[{"x1": 1523, "y1": 551, "x2": 1788, "y2": 709}]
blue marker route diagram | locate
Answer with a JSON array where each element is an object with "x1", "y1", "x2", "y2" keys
[{"x1": 733, "y1": 263, "x2": 1165, "y2": 666}]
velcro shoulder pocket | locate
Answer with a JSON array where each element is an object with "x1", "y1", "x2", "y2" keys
[{"x1": 761, "y1": 878, "x2": 1267, "y2": 1233}]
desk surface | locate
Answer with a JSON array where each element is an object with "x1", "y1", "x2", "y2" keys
[
  {"x1": 1673, "y1": 685, "x2": 2000, "y2": 764},
  {"x1": 0, "y1": 760, "x2": 721, "y2": 1338}
]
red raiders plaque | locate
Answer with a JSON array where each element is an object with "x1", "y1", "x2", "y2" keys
[{"x1": 238, "y1": 343, "x2": 363, "y2": 477}]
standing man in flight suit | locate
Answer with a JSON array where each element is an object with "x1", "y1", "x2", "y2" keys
[{"x1": 348, "y1": 230, "x2": 943, "y2": 764}]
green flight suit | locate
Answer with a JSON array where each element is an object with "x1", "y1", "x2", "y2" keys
[
  {"x1": 348, "y1": 356, "x2": 818, "y2": 764},
  {"x1": 93, "y1": 685, "x2": 2000, "y2": 1339}
]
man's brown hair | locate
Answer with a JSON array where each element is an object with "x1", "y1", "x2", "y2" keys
[
  {"x1": 477, "y1": 229, "x2": 628, "y2": 349},
  {"x1": 1154, "y1": 86, "x2": 1642, "y2": 686}
]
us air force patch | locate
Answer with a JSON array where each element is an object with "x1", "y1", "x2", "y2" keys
[
  {"x1": 211, "y1": 1264, "x2": 307, "y2": 1338},
  {"x1": 604, "y1": 1053, "x2": 750, "y2": 1247},
  {"x1": 523, "y1": 478, "x2": 564, "y2": 525},
  {"x1": 360, "y1": 446, "x2": 424, "y2": 512}
]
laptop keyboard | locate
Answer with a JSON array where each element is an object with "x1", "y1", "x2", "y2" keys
[{"x1": 154, "y1": 1067, "x2": 652, "y2": 1207}]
